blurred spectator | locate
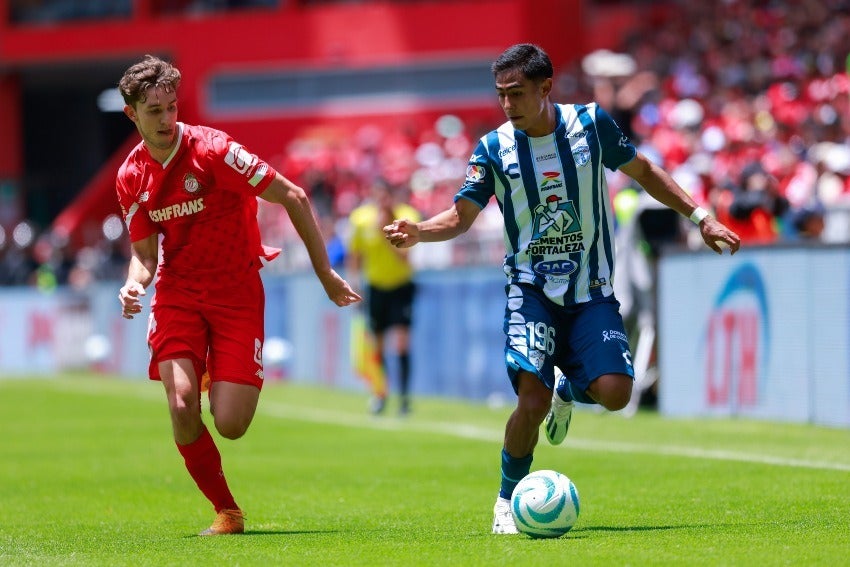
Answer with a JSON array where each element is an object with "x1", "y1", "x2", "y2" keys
[
  {"x1": 322, "y1": 216, "x2": 347, "y2": 269},
  {"x1": 0, "y1": 215, "x2": 131, "y2": 288},
  {"x1": 0, "y1": 243, "x2": 39, "y2": 286},
  {"x1": 31, "y1": 231, "x2": 76, "y2": 291},
  {"x1": 7, "y1": 0, "x2": 850, "y2": 287},
  {"x1": 0, "y1": 221, "x2": 40, "y2": 286},
  {"x1": 787, "y1": 199, "x2": 827, "y2": 241},
  {"x1": 715, "y1": 161, "x2": 790, "y2": 244}
]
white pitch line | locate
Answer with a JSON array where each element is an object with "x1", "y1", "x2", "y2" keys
[
  {"x1": 38, "y1": 380, "x2": 850, "y2": 473},
  {"x1": 259, "y1": 401, "x2": 850, "y2": 473}
]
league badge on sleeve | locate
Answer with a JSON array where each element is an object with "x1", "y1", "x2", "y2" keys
[{"x1": 466, "y1": 164, "x2": 486, "y2": 184}]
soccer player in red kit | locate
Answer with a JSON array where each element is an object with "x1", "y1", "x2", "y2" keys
[{"x1": 115, "y1": 55, "x2": 361, "y2": 535}]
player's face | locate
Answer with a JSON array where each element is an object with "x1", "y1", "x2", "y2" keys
[
  {"x1": 495, "y1": 70, "x2": 553, "y2": 137},
  {"x1": 124, "y1": 86, "x2": 179, "y2": 161}
]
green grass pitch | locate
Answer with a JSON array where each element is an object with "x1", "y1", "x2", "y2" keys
[{"x1": 1, "y1": 375, "x2": 849, "y2": 566}]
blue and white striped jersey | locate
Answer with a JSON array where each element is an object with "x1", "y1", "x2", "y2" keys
[{"x1": 456, "y1": 103, "x2": 637, "y2": 307}]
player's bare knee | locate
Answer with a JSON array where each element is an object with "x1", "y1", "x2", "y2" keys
[
  {"x1": 591, "y1": 374, "x2": 632, "y2": 411},
  {"x1": 215, "y1": 423, "x2": 246, "y2": 440},
  {"x1": 601, "y1": 384, "x2": 632, "y2": 411},
  {"x1": 168, "y1": 390, "x2": 200, "y2": 421},
  {"x1": 214, "y1": 416, "x2": 250, "y2": 440}
]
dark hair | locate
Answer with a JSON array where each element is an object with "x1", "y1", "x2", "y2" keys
[
  {"x1": 118, "y1": 54, "x2": 181, "y2": 107},
  {"x1": 491, "y1": 43, "x2": 553, "y2": 82}
]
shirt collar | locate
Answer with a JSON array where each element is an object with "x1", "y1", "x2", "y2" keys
[{"x1": 160, "y1": 122, "x2": 184, "y2": 169}]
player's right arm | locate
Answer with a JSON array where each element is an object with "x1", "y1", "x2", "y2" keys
[
  {"x1": 119, "y1": 234, "x2": 158, "y2": 320},
  {"x1": 386, "y1": 136, "x2": 491, "y2": 248},
  {"x1": 383, "y1": 197, "x2": 480, "y2": 248}
]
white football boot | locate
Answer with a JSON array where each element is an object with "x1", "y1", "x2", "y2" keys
[
  {"x1": 544, "y1": 372, "x2": 574, "y2": 446},
  {"x1": 492, "y1": 496, "x2": 518, "y2": 534}
]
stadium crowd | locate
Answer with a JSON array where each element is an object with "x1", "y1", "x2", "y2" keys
[
  {"x1": 2, "y1": 0, "x2": 850, "y2": 288},
  {"x1": 256, "y1": 0, "x2": 850, "y2": 265}
]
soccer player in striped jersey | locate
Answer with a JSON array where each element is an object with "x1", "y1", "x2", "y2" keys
[
  {"x1": 115, "y1": 55, "x2": 360, "y2": 535},
  {"x1": 384, "y1": 43, "x2": 740, "y2": 534}
]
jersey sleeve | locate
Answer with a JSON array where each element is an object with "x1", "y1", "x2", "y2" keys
[
  {"x1": 594, "y1": 105, "x2": 638, "y2": 171},
  {"x1": 116, "y1": 168, "x2": 158, "y2": 242},
  {"x1": 454, "y1": 138, "x2": 494, "y2": 209},
  {"x1": 206, "y1": 130, "x2": 277, "y2": 196}
]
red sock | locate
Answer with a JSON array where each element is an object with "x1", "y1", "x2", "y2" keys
[{"x1": 177, "y1": 426, "x2": 238, "y2": 512}]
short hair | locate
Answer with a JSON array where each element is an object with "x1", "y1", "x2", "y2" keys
[
  {"x1": 491, "y1": 43, "x2": 553, "y2": 82},
  {"x1": 118, "y1": 55, "x2": 181, "y2": 107}
]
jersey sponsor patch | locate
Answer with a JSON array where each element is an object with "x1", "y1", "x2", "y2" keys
[
  {"x1": 531, "y1": 197, "x2": 580, "y2": 239},
  {"x1": 533, "y1": 259, "x2": 578, "y2": 276},
  {"x1": 497, "y1": 144, "x2": 515, "y2": 158},
  {"x1": 225, "y1": 142, "x2": 269, "y2": 187},
  {"x1": 148, "y1": 198, "x2": 205, "y2": 223},
  {"x1": 540, "y1": 171, "x2": 563, "y2": 190},
  {"x1": 601, "y1": 329, "x2": 628, "y2": 344},
  {"x1": 225, "y1": 141, "x2": 259, "y2": 175}
]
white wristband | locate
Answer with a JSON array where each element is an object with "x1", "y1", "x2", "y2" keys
[{"x1": 689, "y1": 206, "x2": 709, "y2": 225}]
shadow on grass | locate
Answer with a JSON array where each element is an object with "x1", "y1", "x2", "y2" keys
[
  {"x1": 574, "y1": 524, "x2": 721, "y2": 533},
  {"x1": 186, "y1": 529, "x2": 340, "y2": 538},
  {"x1": 470, "y1": 523, "x2": 726, "y2": 540},
  {"x1": 497, "y1": 524, "x2": 725, "y2": 541}
]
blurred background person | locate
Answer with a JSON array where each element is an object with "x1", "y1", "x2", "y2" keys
[
  {"x1": 714, "y1": 161, "x2": 791, "y2": 244},
  {"x1": 787, "y1": 198, "x2": 827, "y2": 241},
  {"x1": 347, "y1": 179, "x2": 420, "y2": 416}
]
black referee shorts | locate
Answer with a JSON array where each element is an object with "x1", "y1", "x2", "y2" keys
[{"x1": 365, "y1": 282, "x2": 416, "y2": 333}]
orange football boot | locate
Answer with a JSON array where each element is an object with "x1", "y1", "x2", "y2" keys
[{"x1": 199, "y1": 508, "x2": 244, "y2": 536}]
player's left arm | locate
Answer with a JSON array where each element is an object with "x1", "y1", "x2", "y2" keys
[
  {"x1": 619, "y1": 152, "x2": 741, "y2": 254},
  {"x1": 260, "y1": 173, "x2": 361, "y2": 306}
]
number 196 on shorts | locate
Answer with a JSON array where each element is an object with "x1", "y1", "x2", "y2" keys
[{"x1": 527, "y1": 322, "x2": 555, "y2": 355}]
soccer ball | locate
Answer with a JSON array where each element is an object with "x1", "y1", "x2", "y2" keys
[{"x1": 511, "y1": 469, "x2": 580, "y2": 538}]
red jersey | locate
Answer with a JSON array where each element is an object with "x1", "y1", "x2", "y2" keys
[{"x1": 116, "y1": 123, "x2": 279, "y2": 288}]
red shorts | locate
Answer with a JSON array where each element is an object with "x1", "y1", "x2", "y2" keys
[{"x1": 147, "y1": 272, "x2": 266, "y2": 390}]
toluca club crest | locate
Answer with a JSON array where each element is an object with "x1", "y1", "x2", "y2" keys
[{"x1": 183, "y1": 172, "x2": 201, "y2": 194}]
